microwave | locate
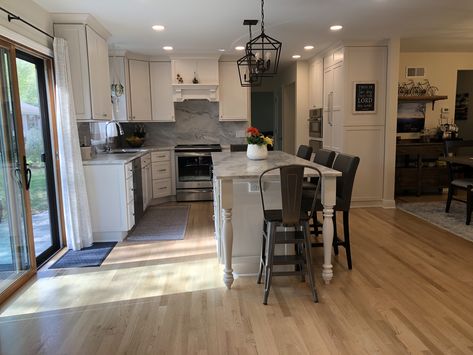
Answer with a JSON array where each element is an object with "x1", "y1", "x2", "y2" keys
[{"x1": 309, "y1": 108, "x2": 323, "y2": 138}]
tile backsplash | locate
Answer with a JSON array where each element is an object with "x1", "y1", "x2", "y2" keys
[{"x1": 78, "y1": 100, "x2": 248, "y2": 148}]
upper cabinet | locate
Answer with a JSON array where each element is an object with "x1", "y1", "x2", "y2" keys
[
  {"x1": 128, "y1": 59, "x2": 152, "y2": 121},
  {"x1": 53, "y1": 23, "x2": 112, "y2": 120},
  {"x1": 308, "y1": 59, "x2": 323, "y2": 109},
  {"x1": 218, "y1": 61, "x2": 250, "y2": 121},
  {"x1": 150, "y1": 62, "x2": 174, "y2": 122},
  {"x1": 171, "y1": 58, "x2": 219, "y2": 101},
  {"x1": 109, "y1": 56, "x2": 128, "y2": 121}
]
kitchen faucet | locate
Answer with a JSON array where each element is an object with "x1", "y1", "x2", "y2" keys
[{"x1": 104, "y1": 120, "x2": 124, "y2": 152}]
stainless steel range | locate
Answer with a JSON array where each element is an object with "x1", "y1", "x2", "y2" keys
[{"x1": 175, "y1": 144, "x2": 222, "y2": 201}]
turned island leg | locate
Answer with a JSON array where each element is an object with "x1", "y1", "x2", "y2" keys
[
  {"x1": 321, "y1": 176, "x2": 336, "y2": 284},
  {"x1": 220, "y1": 180, "x2": 234, "y2": 289}
]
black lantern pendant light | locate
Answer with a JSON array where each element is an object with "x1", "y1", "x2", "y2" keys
[
  {"x1": 237, "y1": 20, "x2": 262, "y2": 87},
  {"x1": 246, "y1": 0, "x2": 282, "y2": 78}
]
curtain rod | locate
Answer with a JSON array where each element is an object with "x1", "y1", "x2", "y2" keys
[{"x1": 0, "y1": 6, "x2": 54, "y2": 40}]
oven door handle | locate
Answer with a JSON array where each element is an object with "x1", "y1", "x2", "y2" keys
[{"x1": 175, "y1": 152, "x2": 212, "y2": 157}]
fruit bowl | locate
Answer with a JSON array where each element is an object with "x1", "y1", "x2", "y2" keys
[{"x1": 125, "y1": 136, "x2": 145, "y2": 148}]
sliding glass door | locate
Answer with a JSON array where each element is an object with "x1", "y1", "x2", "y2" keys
[
  {"x1": 16, "y1": 51, "x2": 60, "y2": 266},
  {"x1": 0, "y1": 43, "x2": 32, "y2": 294}
]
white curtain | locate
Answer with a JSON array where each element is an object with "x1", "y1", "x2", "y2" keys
[{"x1": 53, "y1": 38, "x2": 93, "y2": 250}]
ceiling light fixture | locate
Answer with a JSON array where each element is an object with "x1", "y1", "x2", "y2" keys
[
  {"x1": 292, "y1": 55, "x2": 301, "y2": 59},
  {"x1": 235, "y1": 46, "x2": 245, "y2": 51},
  {"x1": 152, "y1": 25, "x2": 165, "y2": 31},
  {"x1": 237, "y1": 20, "x2": 262, "y2": 87},
  {"x1": 330, "y1": 25, "x2": 343, "y2": 31},
  {"x1": 304, "y1": 45, "x2": 314, "y2": 50},
  {"x1": 163, "y1": 46, "x2": 173, "y2": 51},
  {"x1": 244, "y1": 0, "x2": 282, "y2": 79}
]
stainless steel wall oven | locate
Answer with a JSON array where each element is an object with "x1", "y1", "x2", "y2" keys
[
  {"x1": 309, "y1": 108, "x2": 323, "y2": 139},
  {"x1": 175, "y1": 144, "x2": 221, "y2": 201}
]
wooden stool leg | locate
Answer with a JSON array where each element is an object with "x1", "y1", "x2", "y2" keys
[
  {"x1": 263, "y1": 223, "x2": 276, "y2": 305},
  {"x1": 303, "y1": 222, "x2": 318, "y2": 303},
  {"x1": 343, "y1": 211, "x2": 352, "y2": 270},
  {"x1": 466, "y1": 186, "x2": 472, "y2": 225}
]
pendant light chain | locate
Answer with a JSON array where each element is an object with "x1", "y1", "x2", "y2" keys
[{"x1": 261, "y1": 0, "x2": 265, "y2": 33}]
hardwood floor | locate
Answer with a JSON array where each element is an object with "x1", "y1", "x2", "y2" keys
[{"x1": 1, "y1": 201, "x2": 473, "y2": 354}]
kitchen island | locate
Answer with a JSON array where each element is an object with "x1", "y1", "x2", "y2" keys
[{"x1": 211, "y1": 150, "x2": 341, "y2": 289}]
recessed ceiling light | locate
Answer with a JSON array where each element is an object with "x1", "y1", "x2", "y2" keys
[
  {"x1": 218, "y1": 49, "x2": 226, "y2": 52},
  {"x1": 152, "y1": 25, "x2": 165, "y2": 31},
  {"x1": 163, "y1": 46, "x2": 173, "y2": 51},
  {"x1": 292, "y1": 55, "x2": 301, "y2": 59},
  {"x1": 235, "y1": 46, "x2": 245, "y2": 51},
  {"x1": 304, "y1": 45, "x2": 314, "y2": 50},
  {"x1": 330, "y1": 25, "x2": 343, "y2": 31}
]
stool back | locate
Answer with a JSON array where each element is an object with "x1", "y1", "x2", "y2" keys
[
  {"x1": 332, "y1": 154, "x2": 360, "y2": 211},
  {"x1": 296, "y1": 145, "x2": 313, "y2": 160}
]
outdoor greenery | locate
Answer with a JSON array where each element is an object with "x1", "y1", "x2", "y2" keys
[{"x1": 16, "y1": 59, "x2": 38, "y2": 106}]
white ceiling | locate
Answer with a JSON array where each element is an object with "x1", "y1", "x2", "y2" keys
[{"x1": 34, "y1": 0, "x2": 473, "y2": 63}]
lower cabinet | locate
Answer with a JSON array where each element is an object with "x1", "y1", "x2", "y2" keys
[
  {"x1": 84, "y1": 162, "x2": 135, "y2": 241},
  {"x1": 151, "y1": 150, "x2": 173, "y2": 198},
  {"x1": 141, "y1": 153, "x2": 153, "y2": 210}
]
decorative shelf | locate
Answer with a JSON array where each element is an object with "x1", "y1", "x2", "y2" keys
[{"x1": 398, "y1": 95, "x2": 448, "y2": 109}]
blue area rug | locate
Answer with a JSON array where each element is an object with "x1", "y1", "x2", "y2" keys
[{"x1": 49, "y1": 242, "x2": 117, "y2": 269}]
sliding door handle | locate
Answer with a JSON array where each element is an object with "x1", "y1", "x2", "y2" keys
[{"x1": 23, "y1": 156, "x2": 32, "y2": 191}]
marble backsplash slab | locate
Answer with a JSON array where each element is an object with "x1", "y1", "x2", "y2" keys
[{"x1": 78, "y1": 100, "x2": 248, "y2": 148}]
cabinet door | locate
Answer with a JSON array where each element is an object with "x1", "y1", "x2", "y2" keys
[
  {"x1": 150, "y1": 62, "x2": 174, "y2": 122},
  {"x1": 86, "y1": 26, "x2": 112, "y2": 120},
  {"x1": 109, "y1": 56, "x2": 128, "y2": 121},
  {"x1": 219, "y1": 61, "x2": 250, "y2": 121},
  {"x1": 129, "y1": 59, "x2": 152, "y2": 121},
  {"x1": 53, "y1": 24, "x2": 91, "y2": 120},
  {"x1": 308, "y1": 60, "x2": 323, "y2": 109}
]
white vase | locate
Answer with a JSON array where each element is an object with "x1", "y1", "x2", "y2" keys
[{"x1": 246, "y1": 144, "x2": 268, "y2": 160}]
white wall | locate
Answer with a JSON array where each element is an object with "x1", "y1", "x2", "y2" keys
[
  {"x1": 0, "y1": 0, "x2": 52, "y2": 49},
  {"x1": 399, "y1": 52, "x2": 473, "y2": 129}
]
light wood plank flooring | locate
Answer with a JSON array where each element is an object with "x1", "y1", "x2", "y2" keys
[{"x1": 1, "y1": 201, "x2": 473, "y2": 354}]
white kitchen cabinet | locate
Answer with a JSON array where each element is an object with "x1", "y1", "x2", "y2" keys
[
  {"x1": 218, "y1": 61, "x2": 250, "y2": 121},
  {"x1": 150, "y1": 62, "x2": 175, "y2": 122},
  {"x1": 141, "y1": 153, "x2": 152, "y2": 210},
  {"x1": 151, "y1": 150, "x2": 173, "y2": 198},
  {"x1": 308, "y1": 59, "x2": 323, "y2": 109},
  {"x1": 53, "y1": 24, "x2": 112, "y2": 120},
  {"x1": 323, "y1": 62, "x2": 343, "y2": 152},
  {"x1": 109, "y1": 56, "x2": 129, "y2": 121},
  {"x1": 84, "y1": 162, "x2": 135, "y2": 241},
  {"x1": 128, "y1": 59, "x2": 152, "y2": 121}
]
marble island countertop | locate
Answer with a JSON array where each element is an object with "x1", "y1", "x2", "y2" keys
[
  {"x1": 211, "y1": 151, "x2": 341, "y2": 180},
  {"x1": 82, "y1": 146, "x2": 174, "y2": 166}
]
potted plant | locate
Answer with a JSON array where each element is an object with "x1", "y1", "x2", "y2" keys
[{"x1": 246, "y1": 126, "x2": 273, "y2": 160}]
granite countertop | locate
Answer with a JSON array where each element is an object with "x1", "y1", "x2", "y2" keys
[
  {"x1": 211, "y1": 151, "x2": 341, "y2": 180},
  {"x1": 82, "y1": 146, "x2": 174, "y2": 166}
]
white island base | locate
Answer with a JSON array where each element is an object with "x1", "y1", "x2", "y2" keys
[{"x1": 211, "y1": 151, "x2": 341, "y2": 289}]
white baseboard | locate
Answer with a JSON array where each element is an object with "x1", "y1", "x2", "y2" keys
[{"x1": 93, "y1": 231, "x2": 127, "y2": 242}]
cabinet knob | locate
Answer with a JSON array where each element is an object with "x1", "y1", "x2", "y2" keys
[{"x1": 103, "y1": 113, "x2": 108, "y2": 117}]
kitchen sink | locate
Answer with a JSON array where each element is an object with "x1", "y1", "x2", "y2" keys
[{"x1": 107, "y1": 148, "x2": 146, "y2": 154}]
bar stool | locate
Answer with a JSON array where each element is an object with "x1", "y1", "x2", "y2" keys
[
  {"x1": 257, "y1": 164, "x2": 322, "y2": 304},
  {"x1": 296, "y1": 145, "x2": 313, "y2": 160}
]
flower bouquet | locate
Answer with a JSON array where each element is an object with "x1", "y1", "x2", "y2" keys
[{"x1": 246, "y1": 127, "x2": 273, "y2": 160}]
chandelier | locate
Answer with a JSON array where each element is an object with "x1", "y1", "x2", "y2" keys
[
  {"x1": 245, "y1": 0, "x2": 281, "y2": 78},
  {"x1": 237, "y1": 20, "x2": 262, "y2": 87}
]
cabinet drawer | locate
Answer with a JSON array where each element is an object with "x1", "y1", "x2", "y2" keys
[
  {"x1": 125, "y1": 162, "x2": 133, "y2": 180},
  {"x1": 153, "y1": 179, "x2": 172, "y2": 198},
  {"x1": 126, "y1": 176, "x2": 134, "y2": 204},
  {"x1": 151, "y1": 151, "x2": 170, "y2": 162},
  {"x1": 127, "y1": 201, "x2": 135, "y2": 230},
  {"x1": 152, "y1": 162, "x2": 171, "y2": 179}
]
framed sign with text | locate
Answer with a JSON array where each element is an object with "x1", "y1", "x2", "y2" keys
[{"x1": 353, "y1": 81, "x2": 376, "y2": 114}]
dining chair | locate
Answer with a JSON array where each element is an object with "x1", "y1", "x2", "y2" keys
[
  {"x1": 230, "y1": 144, "x2": 247, "y2": 152},
  {"x1": 444, "y1": 140, "x2": 473, "y2": 225},
  {"x1": 296, "y1": 145, "x2": 313, "y2": 161},
  {"x1": 302, "y1": 153, "x2": 360, "y2": 269},
  {"x1": 257, "y1": 164, "x2": 322, "y2": 304}
]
